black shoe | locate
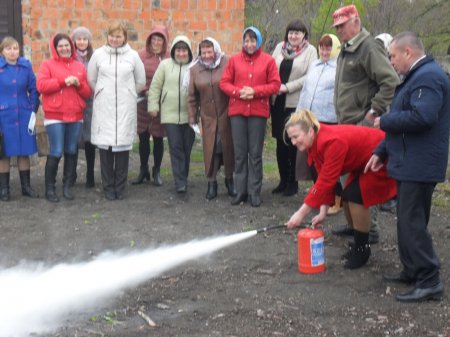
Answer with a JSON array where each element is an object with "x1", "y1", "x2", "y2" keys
[
  {"x1": 46, "y1": 188, "x2": 59, "y2": 203},
  {"x1": 332, "y1": 225, "x2": 354, "y2": 236},
  {"x1": 380, "y1": 199, "x2": 396, "y2": 213},
  {"x1": 344, "y1": 244, "x2": 371, "y2": 269},
  {"x1": 249, "y1": 194, "x2": 261, "y2": 207},
  {"x1": 177, "y1": 185, "x2": 187, "y2": 194},
  {"x1": 224, "y1": 177, "x2": 237, "y2": 197},
  {"x1": 152, "y1": 166, "x2": 162, "y2": 186},
  {"x1": 205, "y1": 181, "x2": 218, "y2": 200},
  {"x1": 231, "y1": 193, "x2": 248, "y2": 205},
  {"x1": 383, "y1": 272, "x2": 415, "y2": 284},
  {"x1": 272, "y1": 181, "x2": 287, "y2": 194},
  {"x1": 396, "y1": 282, "x2": 444, "y2": 303},
  {"x1": 282, "y1": 182, "x2": 298, "y2": 197},
  {"x1": 132, "y1": 166, "x2": 150, "y2": 185},
  {"x1": 105, "y1": 191, "x2": 116, "y2": 200},
  {"x1": 116, "y1": 192, "x2": 125, "y2": 200}
]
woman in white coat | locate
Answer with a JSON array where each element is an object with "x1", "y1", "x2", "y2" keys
[{"x1": 88, "y1": 22, "x2": 145, "y2": 200}]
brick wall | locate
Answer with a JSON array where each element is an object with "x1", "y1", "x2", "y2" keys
[{"x1": 21, "y1": 0, "x2": 245, "y2": 72}]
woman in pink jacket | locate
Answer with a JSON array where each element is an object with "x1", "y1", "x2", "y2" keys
[
  {"x1": 132, "y1": 25, "x2": 169, "y2": 186},
  {"x1": 37, "y1": 33, "x2": 92, "y2": 202},
  {"x1": 220, "y1": 26, "x2": 280, "y2": 207}
]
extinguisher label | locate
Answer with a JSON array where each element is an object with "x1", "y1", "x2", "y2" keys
[{"x1": 310, "y1": 237, "x2": 324, "y2": 266}]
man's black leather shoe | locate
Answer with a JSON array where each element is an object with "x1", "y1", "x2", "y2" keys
[
  {"x1": 331, "y1": 224, "x2": 354, "y2": 236},
  {"x1": 383, "y1": 272, "x2": 414, "y2": 284},
  {"x1": 176, "y1": 185, "x2": 187, "y2": 194},
  {"x1": 231, "y1": 193, "x2": 248, "y2": 205},
  {"x1": 396, "y1": 282, "x2": 444, "y2": 303},
  {"x1": 249, "y1": 194, "x2": 261, "y2": 207}
]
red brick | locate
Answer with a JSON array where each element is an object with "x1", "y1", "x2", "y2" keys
[
  {"x1": 152, "y1": 9, "x2": 169, "y2": 21},
  {"x1": 191, "y1": 20, "x2": 207, "y2": 31}
]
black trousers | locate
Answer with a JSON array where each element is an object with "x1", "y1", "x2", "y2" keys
[
  {"x1": 397, "y1": 181, "x2": 440, "y2": 288},
  {"x1": 99, "y1": 148, "x2": 129, "y2": 196},
  {"x1": 165, "y1": 124, "x2": 195, "y2": 189}
]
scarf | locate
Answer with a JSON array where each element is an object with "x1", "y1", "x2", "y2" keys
[
  {"x1": 280, "y1": 40, "x2": 309, "y2": 60},
  {"x1": 182, "y1": 37, "x2": 224, "y2": 93}
]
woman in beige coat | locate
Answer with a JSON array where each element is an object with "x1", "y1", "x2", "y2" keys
[
  {"x1": 187, "y1": 38, "x2": 235, "y2": 200},
  {"x1": 271, "y1": 19, "x2": 317, "y2": 196}
]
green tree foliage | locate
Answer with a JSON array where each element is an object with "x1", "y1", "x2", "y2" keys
[{"x1": 245, "y1": 0, "x2": 450, "y2": 56}]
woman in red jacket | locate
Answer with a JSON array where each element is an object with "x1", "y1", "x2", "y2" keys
[
  {"x1": 37, "y1": 33, "x2": 92, "y2": 202},
  {"x1": 220, "y1": 26, "x2": 281, "y2": 207},
  {"x1": 285, "y1": 109, "x2": 396, "y2": 269}
]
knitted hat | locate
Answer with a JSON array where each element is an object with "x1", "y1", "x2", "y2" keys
[{"x1": 71, "y1": 26, "x2": 92, "y2": 42}]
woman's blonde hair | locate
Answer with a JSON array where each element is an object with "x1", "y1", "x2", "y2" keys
[
  {"x1": 0, "y1": 36, "x2": 19, "y2": 54},
  {"x1": 107, "y1": 21, "x2": 128, "y2": 43},
  {"x1": 284, "y1": 109, "x2": 321, "y2": 135}
]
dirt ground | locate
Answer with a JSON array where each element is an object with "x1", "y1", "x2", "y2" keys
[{"x1": 1, "y1": 145, "x2": 449, "y2": 337}]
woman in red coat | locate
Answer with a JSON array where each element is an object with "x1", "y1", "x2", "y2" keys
[
  {"x1": 37, "y1": 33, "x2": 92, "y2": 202},
  {"x1": 220, "y1": 26, "x2": 280, "y2": 207},
  {"x1": 285, "y1": 109, "x2": 396, "y2": 269}
]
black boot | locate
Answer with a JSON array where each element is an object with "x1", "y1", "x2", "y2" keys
[
  {"x1": 19, "y1": 170, "x2": 39, "y2": 198},
  {"x1": 132, "y1": 164, "x2": 150, "y2": 185},
  {"x1": 344, "y1": 230, "x2": 371, "y2": 269},
  {"x1": 152, "y1": 166, "x2": 162, "y2": 186},
  {"x1": 85, "y1": 141, "x2": 95, "y2": 188},
  {"x1": 273, "y1": 138, "x2": 289, "y2": 194},
  {"x1": 205, "y1": 181, "x2": 218, "y2": 200},
  {"x1": 224, "y1": 177, "x2": 237, "y2": 197},
  {"x1": 282, "y1": 151, "x2": 298, "y2": 196},
  {"x1": 45, "y1": 156, "x2": 61, "y2": 202},
  {"x1": 282, "y1": 181, "x2": 298, "y2": 197},
  {"x1": 272, "y1": 180, "x2": 287, "y2": 194},
  {"x1": 0, "y1": 172, "x2": 10, "y2": 201},
  {"x1": 86, "y1": 170, "x2": 95, "y2": 188},
  {"x1": 63, "y1": 153, "x2": 77, "y2": 200}
]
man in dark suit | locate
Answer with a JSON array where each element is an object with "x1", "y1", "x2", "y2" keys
[{"x1": 366, "y1": 32, "x2": 450, "y2": 302}]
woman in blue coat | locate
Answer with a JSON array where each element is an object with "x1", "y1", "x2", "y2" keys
[{"x1": 0, "y1": 36, "x2": 40, "y2": 201}]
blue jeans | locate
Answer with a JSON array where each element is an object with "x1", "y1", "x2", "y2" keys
[{"x1": 46, "y1": 122, "x2": 82, "y2": 157}]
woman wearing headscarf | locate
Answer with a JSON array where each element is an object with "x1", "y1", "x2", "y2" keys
[
  {"x1": 187, "y1": 37, "x2": 235, "y2": 200},
  {"x1": 297, "y1": 33, "x2": 342, "y2": 214},
  {"x1": 132, "y1": 25, "x2": 169, "y2": 187},
  {"x1": 88, "y1": 22, "x2": 146, "y2": 200},
  {"x1": 220, "y1": 27, "x2": 281, "y2": 207},
  {"x1": 72, "y1": 26, "x2": 96, "y2": 188},
  {"x1": 148, "y1": 35, "x2": 194, "y2": 194},
  {"x1": 37, "y1": 33, "x2": 92, "y2": 202},
  {"x1": 0, "y1": 36, "x2": 40, "y2": 201},
  {"x1": 285, "y1": 109, "x2": 396, "y2": 269},
  {"x1": 270, "y1": 20, "x2": 317, "y2": 197}
]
